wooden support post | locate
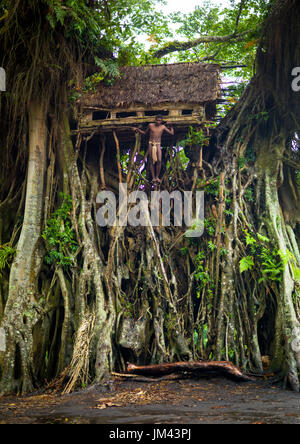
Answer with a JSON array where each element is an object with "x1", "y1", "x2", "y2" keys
[
  {"x1": 199, "y1": 146, "x2": 203, "y2": 169},
  {"x1": 100, "y1": 136, "x2": 106, "y2": 190},
  {"x1": 127, "y1": 132, "x2": 141, "y2": 190},
  {"x1": 113, "y1": 131, "x2": 123, "y2": 187}
]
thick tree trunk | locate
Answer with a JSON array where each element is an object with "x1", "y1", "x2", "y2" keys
[{"x1": 0, "y1": 98, "x2": 47, "y2": 393}]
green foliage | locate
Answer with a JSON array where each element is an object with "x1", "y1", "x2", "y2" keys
[
  {"x1": 44, "y1": 0, "x2": 110, "y2": 47},
  {"x1": 240, "y1": 256, "x2": 254, "y2": 273},
  {"x1": 0, "y1": 245, "x2": 16, "y2": 277},
  {"x1": 193, "y1": 323, "x2": 209, "y2": 355},
  {"x1": 44, "y1": 0, "x2": 166, "y2": 49},
  {"x1": 204, "y1": 177, "x2": 220, "y2": 197},
  {"x1": 204, "y1": 217, "x2": 216, "y2": 237},
  {"x1": 278, "y1": 249, "x2": 300, "y2": 285},
  {"x1": 177, "y1": 148, "x2": 190, "y2": 169},
  {"x1": 149, "y1": 0, "x2": 273, "y2": 80},
  {"x1": 224, "y1": 209, "x2": 234, "y2": 217},
  {"x1": 165, "y1": 312, "x2": 178, "y2": 334},
  {"x1": 245, "y1": 146, "x2": 256, "y2": 164},
  {"x1": 42, "y1": 193, "x2": 78, "y2": 268},
  {"x1": 255, "y1": 111, "x2": 269, "y2": 122},
  {"x1": 207, "y1": 240, "x2": 216, "y2": 251},
  {"x1": 220, "y1": 247, "x2": 228, "y2": 257},
  {"x1": 178, "y1": 126, "x2": 210, "y2": 148},
  {"x1": 84, "y1": 59, "x2": 120, "y2": 90},
  {"x1": 259, "y1": 247, "x2": 283, "y2": 283},
  {"x1": 239, "y1": 230, "x2": 284, "y2": 284},
  {"x1": 180, "y1": 246, "x2": 188, "y2": 256},
  {"x1": 244, "y1": 187, "x2": 254, "y2": 202},
  {"x1": 194, "y1": 251, "x2": 213, "y2": 293},
  {"x1": 123, "y1": 300, "x2": 135, "y2": 317}
]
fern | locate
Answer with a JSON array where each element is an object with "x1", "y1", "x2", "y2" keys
[
  {"x1": 240, "y1": 256, "x2": 254, "y2": 273},
  {"x1": 94, "y1": 57, "x2": 120, "y2": 80},
  {"x1": 54, "y1": 5, "x2": 67, "y2": 25},
  {"x1": 42, "y1": 193, "x2": 78, "y2": 268},
  {"x1": 0, "y1": 245, "x2": 16, "y2": 277}
]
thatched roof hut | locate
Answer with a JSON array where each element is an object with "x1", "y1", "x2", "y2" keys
[
  {"x1": 79, "y1": 62, "x2": 221, "y2": 110},
  {"x1": 76, "y1": 62, "x2": 221, "y2": 147}
]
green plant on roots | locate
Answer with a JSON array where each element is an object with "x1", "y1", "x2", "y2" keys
[
  {"x1": 204, "y1": 177, "x2": 220, "y2": 197},
  {"x1": 239, "y1": 230, "x2": 285, "y2": 284},
  {"x1": 193, "y1": 323, "x2": 209, "y2": 355},
  {"x1": 204, "y1": 217, "x2": 217, "y2": 237},
  {"x1": 194, "y1": 251, "x2": 213, "y2": 293},
  {"x1": 0, "y1": 245, "x2": 16, "y2": 278},
  {"x1": 178, "y1": 126, "x2": 210, "y2": 148},
  {"x1": 42, "y1": 193, "x2": 78, "y2": 268}
]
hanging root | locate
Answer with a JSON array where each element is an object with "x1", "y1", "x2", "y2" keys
[{"x1": 62, "y1": 311, "x2": 96, "y2": 394}]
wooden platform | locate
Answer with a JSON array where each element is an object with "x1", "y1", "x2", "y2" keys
[{"x1": 73, "y1": 104, "x2": 207, "y2": 147}]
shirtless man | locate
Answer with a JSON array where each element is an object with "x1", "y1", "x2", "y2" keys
[{"x1": 133, "y1": 115, "x2": 174, "y2": 183}]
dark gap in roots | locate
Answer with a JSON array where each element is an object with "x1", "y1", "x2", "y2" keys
[
  {"x1": 258, "y1": 292, "x2": 277, "y2": 356},
  {"x1": 119, "y1": 346, "x2": 140, "y2": 369},
  {"x1": 192, "y1": 283, "x2": 201, "y2": 318},
  {"x1": 99, "y1": 229, "x2": 110, "y2": 262},
  {"x1": 121, "y1": 278, "x2": 128, "y2": 294},
  {"x1": 76, "y1": 249, "x2": 83, "y2": 268},
  {"x1": 295, "y1": 223, "x2": 300, "y2": 241},
  {"x1": 14, "y1": 344, "x2": 22, "y2": 380},
  {"x1": 86, "y1": 289, "x2": 95, "y2": 307},
  {"x1": 32, "y1": 317, "x2": 47, "y2": 380},
  {"x1": 47, "y1": 307, "x2": 64, "y2": 379},
  {"x1": 37, "y1": 273, "x2": 46, "y2": 295}
]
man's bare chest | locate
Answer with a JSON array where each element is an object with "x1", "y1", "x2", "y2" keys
[{"x1": 149, "y1": 125, "x2": 164, "y2": 138}]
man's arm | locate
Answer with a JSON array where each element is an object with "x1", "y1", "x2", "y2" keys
[
  {"x1": 163, "y1": 124, "x2": 174, "y2": 136},
  {"x1": 132, "y1": 125, "x2": 150, "y2": 135}
]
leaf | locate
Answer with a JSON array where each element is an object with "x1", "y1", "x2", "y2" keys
[
  {"x1": 240, "y1": 256, "x2": 254, "y2": 273},
  {"x1": 257, "y1": 233, "x2": 270, "y2": 243},
  {"x1": 245, "y1": 233, "x2": 256, "y2": 246}
]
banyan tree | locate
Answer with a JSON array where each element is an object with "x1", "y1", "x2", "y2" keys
[{"x1": 0, "y1": 0, "x2": 299, "y2": 394}]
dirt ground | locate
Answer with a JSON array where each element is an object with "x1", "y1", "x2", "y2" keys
[{"x1": 0, "y1": 377, "x2": 299, "y2": 424}]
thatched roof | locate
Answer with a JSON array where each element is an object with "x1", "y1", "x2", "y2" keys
[{"x1": 79, "y1": 62, "x2": 221, "y2": 109}]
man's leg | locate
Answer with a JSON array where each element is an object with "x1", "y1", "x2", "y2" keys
[
  {"x1": 155, "y1": 146, "x2": 162, "y2": 182},
  {"x1": 148, "y1": 144, "x2": 156, "y2": 181}
]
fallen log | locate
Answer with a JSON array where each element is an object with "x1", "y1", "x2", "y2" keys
[
  {"x1": 126, "y1": 361, "x2": 253, "y2": 382},
  {"x1": 111, "y1": 371, "x2": 184, "y2": 383}
]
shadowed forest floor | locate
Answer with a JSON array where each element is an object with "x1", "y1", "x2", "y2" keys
[{"x1": 0, "y1": 378, "x2": 299, "y2": 424}]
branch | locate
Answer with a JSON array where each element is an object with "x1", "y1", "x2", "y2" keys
[
  {"x1": 221, "y1": 64, "x2": 247, "y2": 69},
  {"x1": 152, "y1": 28, "x2": 256, "y2": 59},
  {"x1": 234, "y1": 0, "x2": 247, "y2": 34}
]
